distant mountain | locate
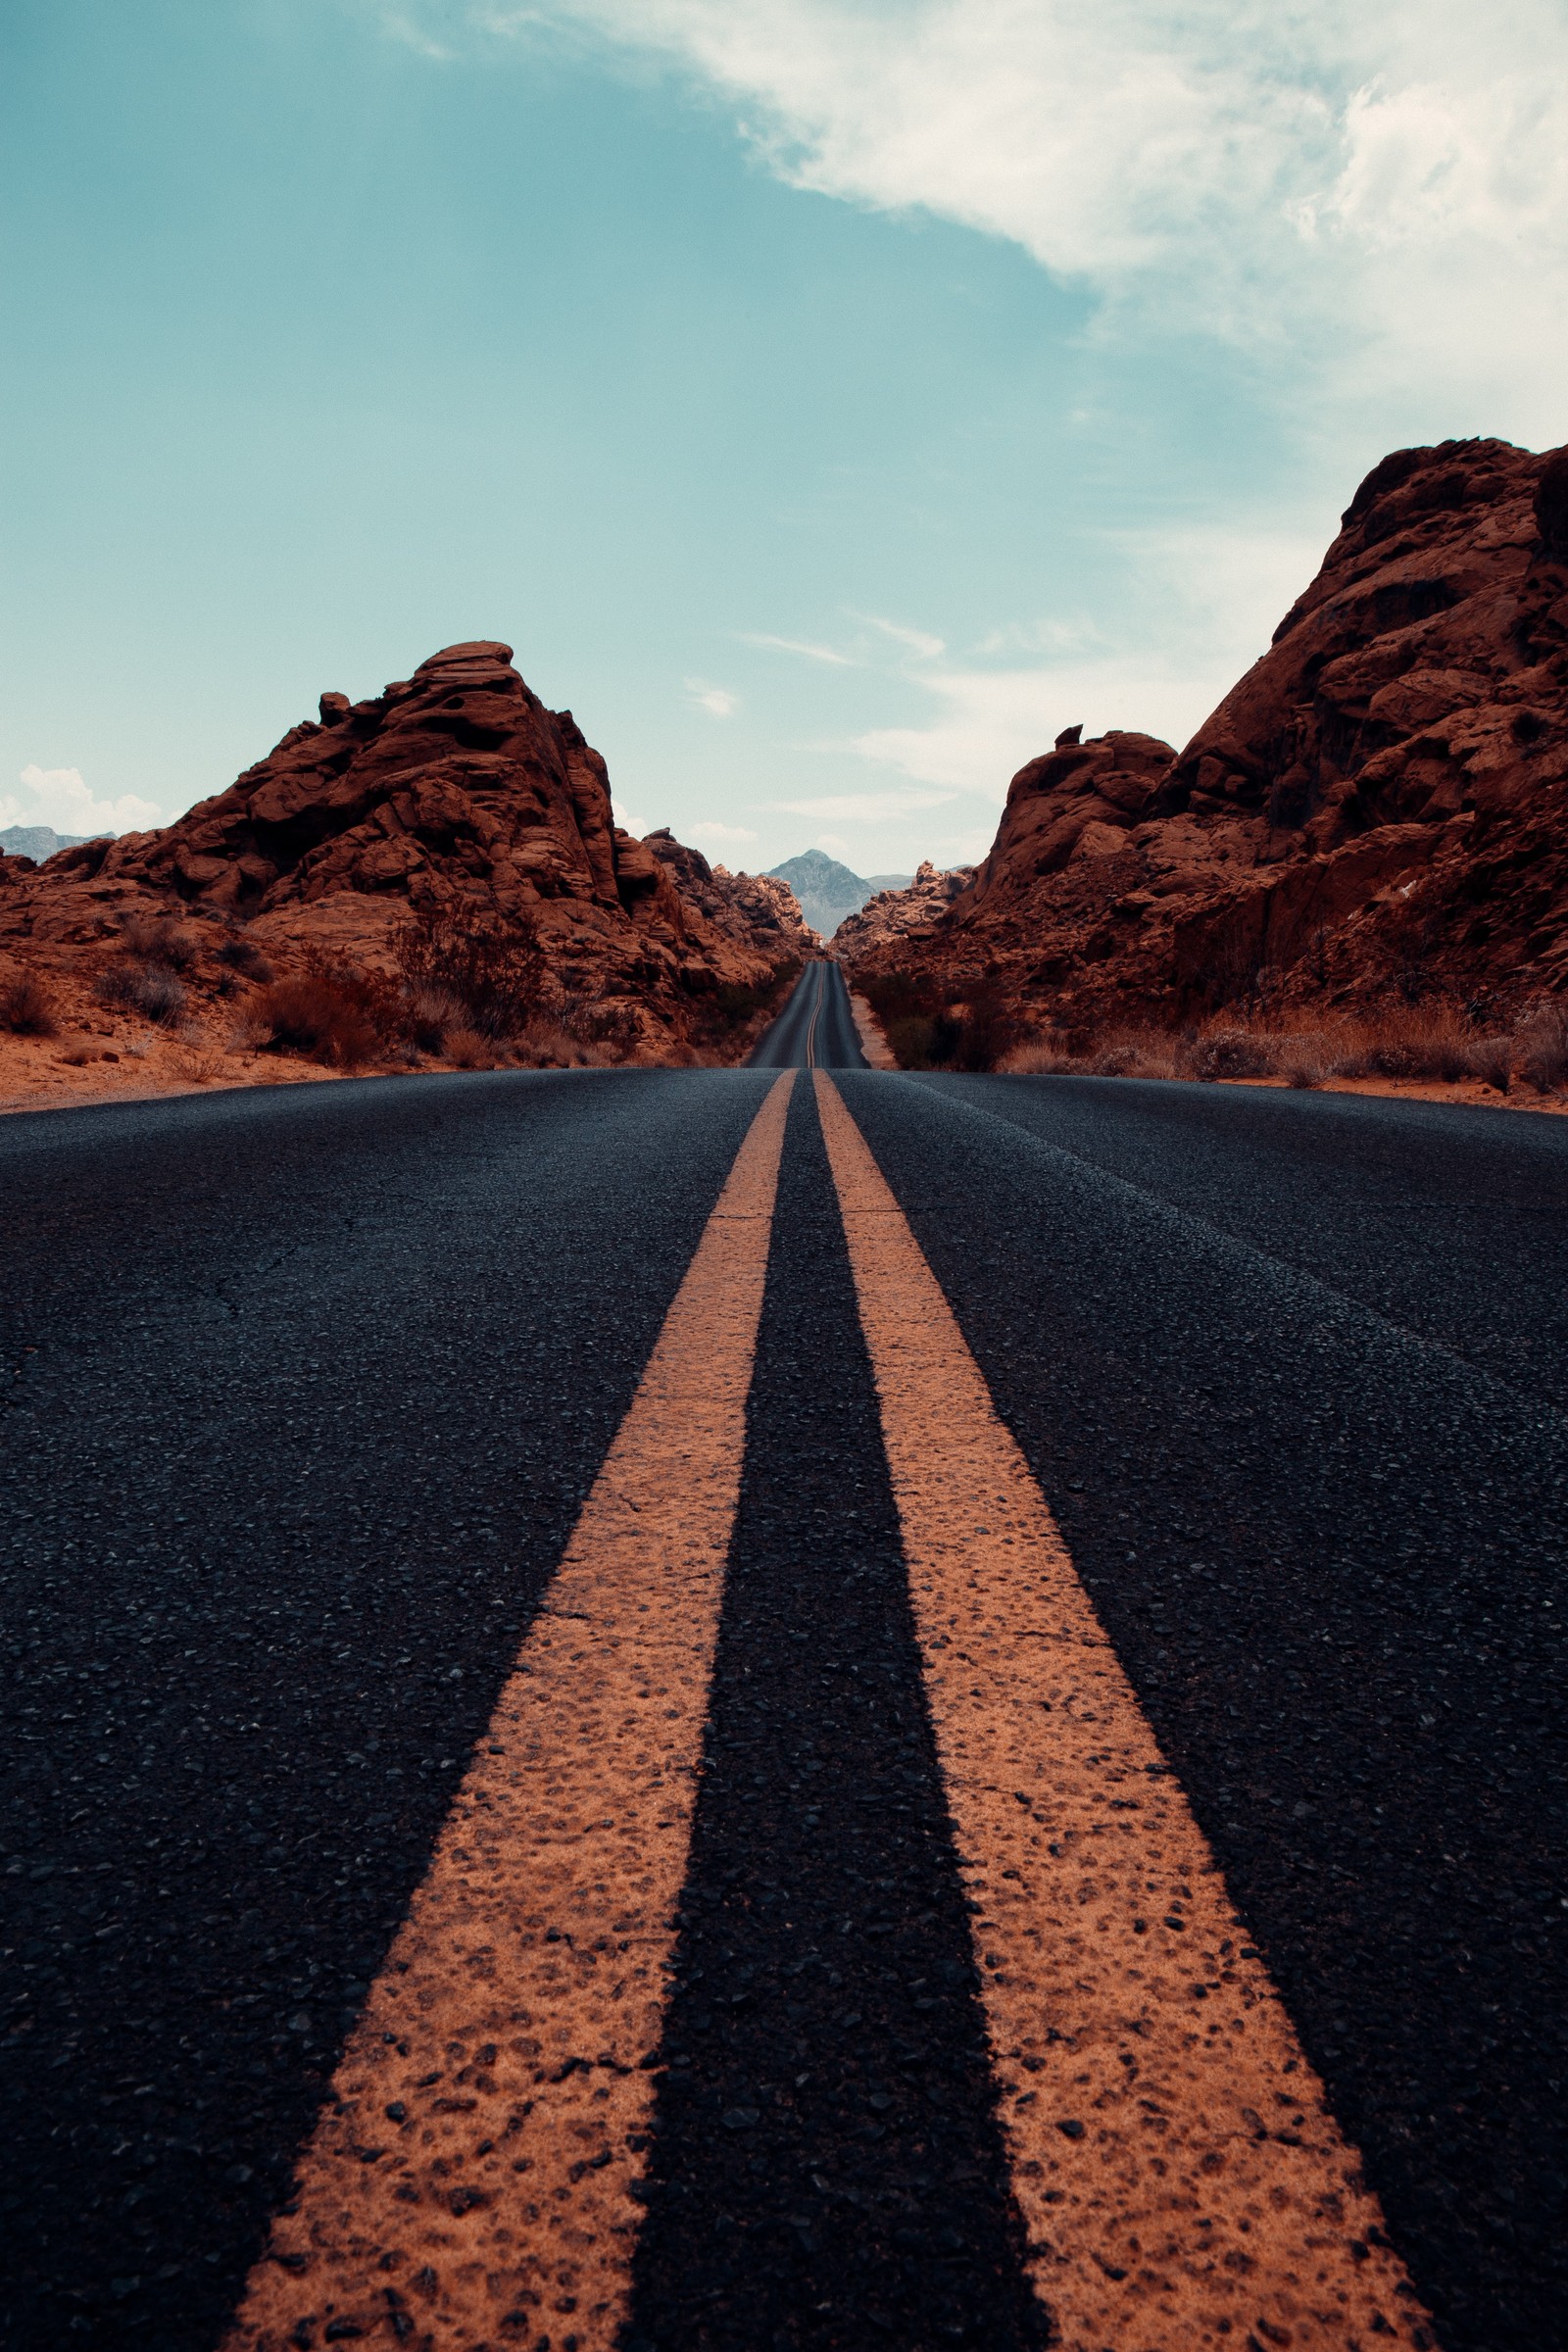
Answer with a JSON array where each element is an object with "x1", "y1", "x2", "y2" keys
[
  {"x1": 1, "y1": 824, "x2": 107, "y2": 862},
  {"x1": 765, "y1": 849, "x2": 913, "y2": 939}
]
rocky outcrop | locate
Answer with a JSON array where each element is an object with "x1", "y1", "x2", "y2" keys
[
  {"x1": 643, "y1": 832, "x2": 819, "y2": 956},
  {"x1": 0, "y1": 643, "x2": 802, "y2": 1059},
  {"x1": 842, "y1": 439, "x2": 1568, "y2": 1032},
  {"x1": 831, "y1": 861, "x2": 973, "y2": 961}
]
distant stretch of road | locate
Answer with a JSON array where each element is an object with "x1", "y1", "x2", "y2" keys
[
  {"x1": 2, "y1": 987, "x2": 1565, "y2": 2352},
  {"x1": 748, "y1": 957, "x2": 866, "y2": 1069}
]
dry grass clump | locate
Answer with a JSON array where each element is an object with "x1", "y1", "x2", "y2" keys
[
  {"x1": 95, "y1": 912, "x2": 210, "y2": 1025},
  {"x1": 1004, "y1": 999, "x2": 1568, "y2": 1099},
  {"x1": 0, "y1": 974, "x2": 60, "y2": 1037},
  {"x1": 118, "y1": 914, "x2": 205, "y2": 971},
  {"x1": 1186, "y1": 1026, "x2": 1277, "y2": 1081},
  {"x1": 442, "y1": 1025, "x2": 493, "y2": 1069},
  {"x1": 95, "y1": 963, "x2": 188, "y2": 1025},
  {"x1": 215, "y1": 936, "x2": 274, "y2": 982},
  {"x1": 1515, "y1": 1005, "x2": 1568, "y2": 1096}
]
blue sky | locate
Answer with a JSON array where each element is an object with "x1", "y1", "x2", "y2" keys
[{"x1": 4, "y1": 1, "x2": 1564, "y2": 876}]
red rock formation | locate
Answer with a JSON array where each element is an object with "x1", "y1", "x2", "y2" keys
[
  {"x1": 0, "y1": 643, "x2": 800, "y2": 1059},
  {"x1": 642, "y1": 831, "x2": 820, "y2": 958},
  {"x1": 830, "y1": 861, "x2": 973, "y2": 962},
  {"x1": 843, "y1": 439, "x2": 1568, "y2": 1034}
]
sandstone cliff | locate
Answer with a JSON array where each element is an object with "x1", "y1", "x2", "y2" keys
[
  {"x1": 842, "y1": 439, "x2": 1568, "y2": 1036},
  {"x1": 642, "y1": 831, "x2": 819, "y2": 959},
  {"x1": 0, "y1": 642, "x2": 804, "y2": 1062},
  {"x1": 831, "y1": 861, "x2": 973, "y2": 961}
]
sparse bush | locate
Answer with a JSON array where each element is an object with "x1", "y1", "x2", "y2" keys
[
  {"x1": 885, "y1": 1013, "x2": 943, "y2": 1069},
  {"x1": 216, "y1": 936, "x2": 274, "y2": 981},
  {"x1": 1183, "y1": 1027, "x2": 1278, "y2": 1081},
  {"x1": 245, "y1": 971, "x2": 383, "y2": 1068},
  {"x1": 405, "y1": 982, "x2": 466, "y2": 1054},
  {"x1": 394, "y1": 904, "x2": 542, "y2": 1041},
  {"x1": 859, "y1": 967, "x2": 939, "y2": 1028},
  {"x1": 1345, "y1": 1004, "x2": 1473, "y2": 1082},
  {"x1": 950, "y1": 992, "x2": 1016, "y2": 1072},
  {"x1": 443, "y1": 1025, "x2": 493, "y2": 1069},
  {"x1": 1466, "y1": 1039, "x2": 1512, "y2": 1094},
  {"x1": 119, "y1": 915, "x2": 203, "y2": 971},
  {"x1": 96, "y1": 963, "x2": 188, "y2": 1024},
  {"x1": 1002, "y1": 1042, "x2": 1075, "y2": 1075},
  {"x1": 1516, "y1": 1006, "x2": 1568, "y2": 1096},
  {"x1": 0, "y1": 975, "x2": 59, "y2": 1037}
]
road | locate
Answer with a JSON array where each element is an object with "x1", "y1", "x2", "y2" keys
[
  {"x1": 748, "y1": 958, "x2": 866, "y2": 1070},
  {"x1": 1, "y1": 977, "x2": 1564, "y2": 2352}
]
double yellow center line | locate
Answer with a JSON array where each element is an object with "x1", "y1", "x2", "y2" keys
[{"x1": 227, "y1": 1072, "x2": 1436, "y2": 2352}]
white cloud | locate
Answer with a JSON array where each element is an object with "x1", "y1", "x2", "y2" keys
[
  {"x1": 739, "y1": 631, "x2": 855, "y2": 666},
  {"x1": 447, "y1": 0, "x2": 1568, "y2": 444},
  {"x1": 689, "y1": 818, "x2": 759, "y2": 842},
  {"x1": 2, "y1": 764, "x2": 163, "y2": 838},
  {"x1": 854, "y1": 612, "x2": 946, "y2": 661},
  {"x1": 840, "y1": 518, "x2": 1328, "y2": 794},
  {"x1": 612, "y1": 796, "x2": 652, "y2": 834},
  {"x1": 685, "y1": 678, "x2": 739, "y2": 717}
]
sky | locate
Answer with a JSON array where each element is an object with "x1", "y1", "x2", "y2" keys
[{"x1": 3, "y1": 2, "x2": 1565, "y2": 876}]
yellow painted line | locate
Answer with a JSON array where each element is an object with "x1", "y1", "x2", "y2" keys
[
  {"x1": 812, "y1": 1071, "x2": 1437, "y2": 2352},
  {"x1": 805, "y1": 962, "x2": 823, "y2": 1069},
  {"x1": 226, "y1": 1071, "x2": 796, "y2": 2352}
]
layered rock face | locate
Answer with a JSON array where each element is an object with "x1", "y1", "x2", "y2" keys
[
  {"x1": 842, "y1": 439, "x2": 1568, "y2": 1029},
  {"x1": 642, "y1": 832, "x2": 819, "y2": 958},
  {"x1": 831, "y1": 861, "x2": 974, "y2": 961},
  {"x1": 0, "y1": 643, "x2": 803, "y2": 1057}
]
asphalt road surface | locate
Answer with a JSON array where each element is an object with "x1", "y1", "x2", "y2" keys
[
  {"x1": 748, "y1": 960, "x2": 866, "y2": 1070},
  {"x1": 2, "y1": 1014, "x2": 1564, "y2": 2352}
]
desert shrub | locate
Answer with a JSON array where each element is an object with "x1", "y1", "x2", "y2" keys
[
  {"x1": 216, "y1": 936, "x2": 274, "y2": 981},
  {"x1": 1080, "y1": 1034, "x2": 1181, "y2": 1079},
  {"x1": 874, "y1": 990, "x2": 1012, "y2": 1072},
  {"x1": 1283, "y1": 1046, "x2": 1329, "y2": 1089},
  {"x1": 1348, "y1": 1004, "x2": 1472, "y2": 1082},
  {"x1": 1466, "y1": 1038, "x2": 1512, "y2": 1093},
  {"x1": 949, "y1": 992, "x2": 1016, "y2": 1072},
  {"x1": 1183, "y1": 1026, "x2": 1278, "y2": 1081},
  {"x1": 119, "y1": 915, "x2": 203, "y2": 971},
  {"x1": 443, "y1": 1025, "x2": 494, "y2": 1069},
  {"x1": 882, "y1": 1012, "x2": 949, "y2": 1069},
  {"x1": 405, "y1": 982, "x2": 466, "y2": 1054},
  {"x1": 1516, "y1": 1006, "x2": 1568, "y2": 1096},
  {"x1": 394, "y1": 904, "x2": 542, "y2": 1041},
  {"x1": 1085, "y1": 1041, "x2": 1142, "y2": 1077},
  {"x1": 859, "y1": 967, "x2": 940, "y2": 1027},
  {"x1": 96, "y1": 963, "x2": 188, "y2": 1024},
  {"x1": 0, "y1": 975, "x2": 59, "y2": 1037},
  {"x1": 246, "y1": 971, "x2": 383, "y2": 1068}
]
